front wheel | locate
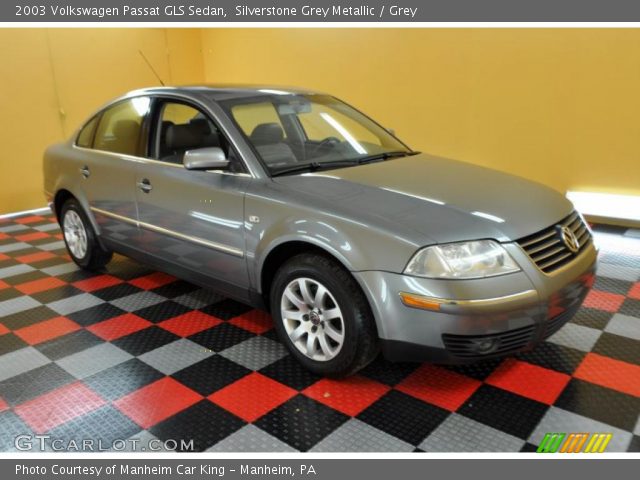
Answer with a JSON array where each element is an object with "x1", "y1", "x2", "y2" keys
[
  {"x1": 270, "y1": 253, "x2": 379, "y2": 377},
  {"x1": 60, "y1": 198, "x2": 112, "y2": 271}
]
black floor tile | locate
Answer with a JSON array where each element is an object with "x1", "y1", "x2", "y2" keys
[
  {"x1": 569, "y1": 307, "x2": 613, "y2": 330},
  {"x1": 358, "y1": 390, "x2": 450, "y2": 445},
  {"x1": 83, "y1": 359, "x2": 165, "y2": 401},
  {"x1": 516, "y1": 342, "x2": 586, "y2": 375},
  {"x1": 30, "y1": 285, "x2": 84, "y2": 304},
  {"x1": 112, "y1": 326, "x2": 180, "y2": 356},
  {"x1": 259, "y1": 356, "x2": 322, "y2": 391},
  {"x1": 458, "y1": 385, "x2": 548, "y2": 439},
  {"x1": 91, "y1": 283, "x2": 142, "y2": 301},
  {"x1": 593, "y1": 332, "x2": 640, "y2": 365},
  {"x1": 151, "y1": 400, "x2": 245, "y2": 452},
  {"x1": 188, "y1": 323, "x2": 253, "y2": 352},
  {"x1": 172, "y1": 355, "x2": 251, "y2": 396},
  {"x1": 1, "y1": 306, "x2": 59, "y2": 331},
  {"x1": 67, "y1": 303, "x2": 127, "y2": 327},
  {"x1": 255, "y1": 395, "x2": 348, "y2": 451},
  {"x1": 358, "y1": 356, "x2": 419, "y2": 386},
  {"x1": 35, "y1": 329, "x2": 103, "y2": 361},
  {"x1": 555, "y1": 379, "x2": 640, "y2": 431},
  {"x1": 0, "y1": 363, "x2": 74, "y2": 406},
  {"x1": 200, "y1": 299, "x2": 253, "y2": 320},
  {"x1": 0, "y1": 333, "x2": 28, "y2": 356},
  {"x1": 133, "y1": 301, "x2": 192, "y2": 323}
]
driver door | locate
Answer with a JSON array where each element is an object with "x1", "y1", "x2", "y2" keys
[{"x1": 133, "y1": 99, "x2": 251, "y2": 296}]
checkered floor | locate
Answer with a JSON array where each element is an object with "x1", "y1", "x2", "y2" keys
[{"x1": 0, "y1": 211, "x2": 639, "y2": 453}]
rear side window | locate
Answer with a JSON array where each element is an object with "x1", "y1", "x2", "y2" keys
[
  {"x1": 76, "y1": 115, "x2": 99, "y2": 148},
  {"x1": 231, "y1": 102, "x2": 286, "y2": 138},
  {"x1": 93, "y1": 97, "x2": 151, "y2": 156}
]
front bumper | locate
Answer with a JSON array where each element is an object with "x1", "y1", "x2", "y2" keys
[{"x1": 354, "y1": 241, "x2": 597, "y2": 364}]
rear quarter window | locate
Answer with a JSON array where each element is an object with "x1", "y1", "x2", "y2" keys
[{"x1": 76, "y1": 115, "x2": 99, "y2": 148}]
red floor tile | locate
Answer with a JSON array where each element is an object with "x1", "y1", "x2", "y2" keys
[
  {"x1": 303, "y1": 376, "x2": 390, "y2": 416},
  {"x1": 0, "y1": 253, "x2": 9, "y2": 262},
  {"x1": 0, "y1": 232, "x2": 8, "y2": 240},
  {"x1": 15, "y1": 215, "x2": 45, "y2": 225},
  {"x1": 0, "y1": 279, "x2": 8, "y2": 290},
  {"x1": 87, "y1": 313, "x2": 152, "y2": 341},
  {"x1": 14, "y1": 316, "x2": 81, "y2": 345},
  {"x1": 15, "y1": 231, "x2": 50, "y2": 242},
  {"x1": 574, "y1": 353, "x2": 640, "y2": 397},
  {"x1": 114, "y1": 377, "x2": 203, "y2": 429},
  {"x1": 72, "y1": 275, "x2": 123, "y2": 292},
  {"x1": 228, "y1": 310, "x2": 273, "y2": 334},
  {"x1": 583, "y1": 289, "x2": 626, "y2": 312},
  {"x1": 158, "y1": 311, "x2": 222, "y2": 337},
  {"x1": 209, "y1": 372, "x2": 296, "y2": 422},
  {"x1": 486, "y1": 358, "x2": 571, "y2": 405},
  {"x1": 15, "y1": 277, "x2": 67, "y2": 295},
  {"x1": 129, "y1": 272, "x2": 176, "y2": 290},
  {"x1": 15, "y1": 382, "x2": 106, "y2": 433},
  {"x1": 0, "y1": 323, "x2": 9, "y2": 336},
  {"x1": 628, "y1": 282, "x2": 640, "y2": 300},
  {"x1": 16, "y1": 251, "x2": 56, "y2": 264},
  {"x1": 0, "y1": 396, "x2": 7, "y2": 412},
  {"x1": 395, "y1": 364, "x2": 482, "y2": 411}
]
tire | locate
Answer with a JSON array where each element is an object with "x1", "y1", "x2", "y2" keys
[
  {"x1": 60, "y1": 198, "x2": 112, "y2": 271},
  {"x1": 270, "y1": 253, "x2": 379, "y2": 377}
]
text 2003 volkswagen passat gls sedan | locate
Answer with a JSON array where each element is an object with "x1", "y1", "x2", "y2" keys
[{"x1": 43, "y1": 86, "x2": 597, "y2": 376}]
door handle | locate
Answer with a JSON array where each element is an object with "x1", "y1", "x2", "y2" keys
[
  {"x1": 137, "y1": 179, "x2": 152, "y2": 193},
  {"x1": 80, "y1": 166, "x2": 90, "y2": 179}
]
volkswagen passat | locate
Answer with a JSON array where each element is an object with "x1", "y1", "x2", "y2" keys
[{"x1": 43, "y1": 86, "x2": 597, "y2": 376}]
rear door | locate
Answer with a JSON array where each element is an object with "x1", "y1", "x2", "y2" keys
[
  {"x1": 76, "y1": 96, "x2": 151, "y2": 244},
  {"x1": 133, "y1": 98, "x2": 251, "y2": 296}
]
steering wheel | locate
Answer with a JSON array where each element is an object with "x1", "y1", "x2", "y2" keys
[{"x1": 310, "y1": 136, "x2": 341, "y2": 158}]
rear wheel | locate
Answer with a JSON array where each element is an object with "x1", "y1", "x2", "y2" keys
[
  {"x1": 270, "y1": 253, "x2": 379, "y2": 377},
  {"x1": 60, "y1": 198, "x2": 112, "y2": 270}
]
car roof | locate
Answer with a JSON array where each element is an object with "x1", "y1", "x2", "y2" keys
[{"x1": 125, "y1": 84, "x2": 326, "y2": 101}]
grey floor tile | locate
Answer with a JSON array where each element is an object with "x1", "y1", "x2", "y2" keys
[
  {"x1": 311, "y1": 418, "x2": 414, "y2": 452},
  {"x1": 56, "y1": 343, "x2": 132, "y2": 379},
  {"x1": 138, "y1": 339, "x2": 213, "y2": 375},
  {"x1": 0, "y1": 296, "x2": 41, "y2": 318},
  {"x1": 0, "y1": 224, "x2": 29, "y2": 233},
  {"x1": 173, "y1": 289, "x2": 224, "y2": 309},
  {"x1": 0, "y1": 264, "x2": 35, "y2": 280},
  {"x1": 419, "y1": 414, "x2": 525, "y2": 452},
  {"x1": 111, "y1": 292, "x2": 165, "y2": 312},
  {"x1": 0, "y1": 347, "x2": 51, "y2": 382},
  {"x1": 37, "y1": 241, "x2": 66, "y2": 251},
  {"x1": 47, "y1": 293, "x2": 104, "y2": 315},
  {"x1": 41, "y1": 263, "x2": 80, "y2": 277},
  {"x1": 604, "y1": 313, "x2": 640, "y2": 341},
  {"x1": 548, "y1": 323, "x2": 602, "y2": 352},
  {"x1": 0, "y1": 242, "x2": 31, "y2": 253},
  {"x1": 208, "y1": 424, "x2": 297, "y2": 452},
  {"x1": 529, "y1": 407, "x2": 633, "y2": 452},
  {"x1": 219, "y1": 336, "x2": 288, "y2": 371},
  {"x1": 597, "y1": 263, "x2": 639, "y2": 282}
]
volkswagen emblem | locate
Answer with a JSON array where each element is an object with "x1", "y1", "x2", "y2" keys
[{"x1": 558, "y1": 225, "x2": 580, "y2": 253}]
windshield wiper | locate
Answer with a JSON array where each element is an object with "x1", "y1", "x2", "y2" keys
[
  {"x1": 270, "y1": 160, "x2": 358, "y2": 177},
  {"x1": 357, "y1": 150, "x2": 420, "y2": 165}
]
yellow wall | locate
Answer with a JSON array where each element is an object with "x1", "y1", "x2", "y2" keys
[
  {"x1": 0, "y1": 28, "x2": 204, "y2": 214},
  {"x1": 2, "y1": 28, "x2": 639, "y2": 214},
  {"x1": 202, "y1": 29, "x2": 640, "y2": 198}
]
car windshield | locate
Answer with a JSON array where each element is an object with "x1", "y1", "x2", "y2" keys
[{"x1": 218, "y1": 93, "x2": 415, "y2": 176}]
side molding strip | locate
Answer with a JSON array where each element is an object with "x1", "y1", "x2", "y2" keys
[{"x1": 90, "y1": 207, "x2": 244, "y2": 258}]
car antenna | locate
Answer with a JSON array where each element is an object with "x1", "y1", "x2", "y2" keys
[{"x1": 139, "y1": 50, "x2": 165, "y2": 86}]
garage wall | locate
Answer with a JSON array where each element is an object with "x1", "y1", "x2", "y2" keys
[
  {"x1": 0, "y1": 28, "x2": 204, "y2": 214},
  {"x1": 201, "y1": 28, "x2": 640, "y2": 198}
]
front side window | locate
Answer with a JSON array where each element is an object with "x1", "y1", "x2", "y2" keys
[
  {"x1": 93, "y1": 97, "x2": 150, "y2": 156},
  {"x1": 220, "y1": 94, "x2": 412, "y2": 175},
  {"x1": 153, "y1": 101, "x2": 245, "y2": 173}
]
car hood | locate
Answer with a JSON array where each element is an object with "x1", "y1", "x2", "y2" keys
[{"x1": 274, "y1": 153, "x2": 574, "y2": 244}]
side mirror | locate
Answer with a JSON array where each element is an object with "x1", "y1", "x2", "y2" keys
[{"x1": 183, "y1": 147, "x2": 229, "y2": 171}]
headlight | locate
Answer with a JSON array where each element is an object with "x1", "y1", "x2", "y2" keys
[{"x1": 404, "y1": 240, "x2": 520, "y2": 279}]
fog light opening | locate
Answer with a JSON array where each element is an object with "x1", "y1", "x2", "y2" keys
[{"x1": 472, "y1": 337, "x2": 500, "y2": 354}]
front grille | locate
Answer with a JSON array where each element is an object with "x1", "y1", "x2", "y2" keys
[
  {"x1": 442, "y1": 325, "x2": 535, "y2": 359},
  {"x1": 517, "y1": 211, "x2": 592, "y2": 274}
]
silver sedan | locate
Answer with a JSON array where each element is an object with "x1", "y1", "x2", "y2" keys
[{"x1": 43, "y1": 86, "x2": 597, "y2": 376}]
